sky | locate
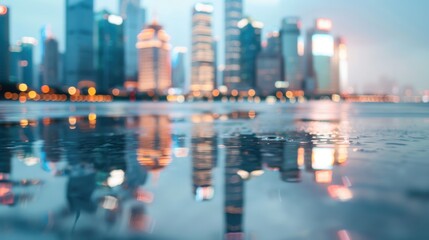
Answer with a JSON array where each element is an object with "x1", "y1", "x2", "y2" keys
[{"x1": 1, "y1": 0, "x2": 429, "y2": 93}]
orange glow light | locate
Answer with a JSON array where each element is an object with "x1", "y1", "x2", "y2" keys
[
  {"x1": 231, "y1": 89, "x2": 238, "y2": 97},
  {"x1": 327, "y1": 185, "x2": 353, "y2": 201},
  {"x1": 0, "y1": 6, "x2": 7, "y2": 15},
  {"x1": 18, "y1": 83, "x2": 28, "y2": 92},
  {"x1": 41, "y1": 85, "x2": 50, "y2": 94},
  {"x1": 28, "y1": 91, "x2": 37, "y2": 99},
  {"x1": 88, "y1": 87, "x2": 96, "y2": 96},
  {"x1": 248, "y1": 89, "x2": 256, "y2": 97},
  {"x1": 68, "y1": 87, "x2": 77, "y2": 96},
  {"x1": 112, "y1": 88, "x2": 120, "y2": 96},
  {"x1": 88, "y1": 113, "x2": 97, "y2": 121}
]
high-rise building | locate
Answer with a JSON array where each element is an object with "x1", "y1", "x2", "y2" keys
[
  {"x1": 224, "y1": 0, "x2": 243, "y2": 91},
  {"x1": 281, "y1": 17, "x2": 302, "y2": 90},
  {"x1": 65, "y1": 0, "x2": 94, "y2": 88},
  {"x1": 119, "y1": 0, "x2": 146, "y2": 82},
  {"x1": 136, "y1": 21, "x2": 172, "y2": 94},
  {"x1": 9, "y1": 45, "x2": 22, "y2": 83},
  {"x1": 172, "y1": 47, "x2": 187, "y2": 93},
  {"x1": 0, "y1": 5, "x2": 10, "y2": 83},
  {"x1": 191, "y1": 3, "x2": 215, "y2": 95},
  {"x1": 256, "y1": 32, "x2": 283, "y2": 96},
  {"x1": 20, "y1": 38, "x2": 37, "y2": 88},
  {"x1": 238, "y1": 17, "x2": 263, "y2": 91},
  {"x1": 42, "y1": 37, "x2": 60, "y2": 87},
  {"x1": 333, "y1": 37, "x2": 348, "y2": 94},
  {"x1": 305, "y1": 18, "x2": 335, "y2": 95},
  {"x1": 95, "y1": 11, "x2": 125, "y2": 92}
]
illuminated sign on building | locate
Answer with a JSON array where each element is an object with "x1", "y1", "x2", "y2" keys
[
  {"x1": 316, "y1": 18, "x2": 332, "y2": 31},
  {"x1": 312, "y1": 34, "x2": 334, "y2": 57}
]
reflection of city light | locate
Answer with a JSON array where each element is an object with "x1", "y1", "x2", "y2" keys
[
  {"x1": 327, "y1": 185, "x2": 353, "y2": 201},
  {"x1": 336, "y1": 146, "x2": 348, "y2": 165},
  {"x1": 102, "y1": 196, "x2": 118, "y2": 210},
  {"x1": 20, "y1": 119, "x2": 29, "y2": 127},
  {"x1": 337, "y1": 230, "x2": 352, "y2": 240},
  {"x1": 107, "y1": 170, "x2": 125, "y2": 188},
  {"x1": 135, "y1": 189, "x2": 154, "y2": 203},
  {"x1": 88, "y1": 113, "x2": 97, "y2": 121},
  {"x1": 315, "y1": 170, "x2": 333, "y2": 184},
  {"x1": 237, "y1": 169, "x2": 264, "y2": 180},
  {"x1": 195, "y1": 186, "x2": 214, "y2": 201},
  {"x1": 248, "y1": 110, "x2": 256, "y2": 119},
  {"x1": 297, "y1": 147, "x2": 305, "y2": 168},
  {"x1": 312, "y1": 147, "x2": 335, "y2": 170},
  {"x1": 69, "y1": 116, "x2": 77, "y2": 126},
  {"x1": 23, "y1": 157, "x2": 40, "y2": 166},
  {"x1": 174, "y1": 148, "x2": 189, "y2": 158}
]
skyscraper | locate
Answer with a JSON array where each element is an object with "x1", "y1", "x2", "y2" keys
[
  {"x1": 305, "y1": 18, "x2": 335, "y2": 95},
  {"x1": 238, "y1": 17, "x2": 263, "y2": 91},
  {"x1": 0, "y1": 5, "x2": 10, "y2": 83},
  {"x1": 224, "y1": 0, "x2": 243, "y2": 91},
  {"x1": 172, "y1": 47, "x2": 187, "y2": 93},
  {"x1": 191, "y1": 3, "x2": 215, "y2": 95},
  {"x1": 95, "y1": 11, "x2": 125, "y2": 92},
  {"x1": 256, "y1": 32, "x2": 283, "y2": 96},
  {"x1": 20, "y1": 38, "x2": 37, "y2": 88},
  {"x1": 119, "y1": 0, "x2": 146, "y2": 82},
  {"x1": 65, "y1": 0, "x2": 94, "y2": 88},
  {"x1": 281, "y1": 17, "x2": 302, "y2": 90},
  {"x1": 136, "y1": 21, "x2": 172, "y2": 94},
  {"x1": 42, "y1": 37, "x2": 60, "y2": 87}
]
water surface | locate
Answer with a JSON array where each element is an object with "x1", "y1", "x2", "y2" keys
[{"x1": 0, "y1": 102, "x2": 428, "y2": 240}]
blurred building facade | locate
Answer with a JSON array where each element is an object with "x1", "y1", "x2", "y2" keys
[
  {"x1": 65, "y1": 0, "x2": 95, "y2": 88},
  {"x1": 256, "y1": 32, "x2": 283, "y2": 96},
  {"x1": 172, "y1": 47, "x2": 187, "y2": 93},
  {"x1": 191, "y1": 3, "x2": 215, "y2": 95},
  {"x1": 224, "y1": 0, "x2": 243, "y2": 91},
  {"x1": 119, "y1": 0, "x2": 146, "y2": 82},
  {"x1": 0, "y1": 5, "x2": 9, "y2": 83},
  {"x1": 281, "y1": 17, "x2": 302, "y2": 91},
  {"x1": 42, "y1": 37, "x2": 60, "y2": 87},
  {"x1": 95, "y1": 10, "x2": 125, "y2": 93},
  {"x1": 238, "y1": 17, "x2": 262, "y2": 91},
  {"x1": 136, "y1": 21, "x2": 172, "y2": 94},
  {"x1": 20, "y1": 38, "x2": 37, "y2": 88},
  {"x1": 333, "y1": 37, "x2": 348, "y2": 94}
]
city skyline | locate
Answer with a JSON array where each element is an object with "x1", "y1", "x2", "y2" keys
[{"x1": 1, "y1": 0, "x2": 429, "y2": 93}]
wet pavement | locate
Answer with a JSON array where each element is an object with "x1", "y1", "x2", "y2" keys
[{"x1": 0, "y1": 101, "x2": 428, "y2": 240}]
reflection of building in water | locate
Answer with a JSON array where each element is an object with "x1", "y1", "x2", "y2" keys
[
  {"x1": 40, "y1": 119, "x2": 63, "y2": 164},
  {"x1": 0, "y1": 125, "x2": 13, "y2": 205},
  {"x1": 224, "y1": 134, "x2": 244, "y2": 239},
  {"x1": 137, "y1": 115, "x2": 172, "y2": 173},
  {"x1": 281, "y1": 140, "x2": 301, "y2": 182},
  {"x1": 191, "y1": 123, "x2": 217, "y2": 201},
  {"x1": 238, "y1": 133, "x2": 263, "y2": 180},
  {"x1": 172, "y1": 134, "x2": 189, "y2": 158}
]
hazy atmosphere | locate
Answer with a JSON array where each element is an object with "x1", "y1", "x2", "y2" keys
[{"x1": 2, "y1": 0, "x2": 429, "y2": 93}]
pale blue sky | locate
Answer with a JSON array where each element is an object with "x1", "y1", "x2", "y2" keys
[{"x1": 1, "y1": 0, "x2": 429, "y2": 92}]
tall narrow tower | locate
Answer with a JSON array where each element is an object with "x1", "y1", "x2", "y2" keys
[
  {"x1": 224, "y1": 0, "x2": 243, "y2": 91},
  {"x1": 65, "y1": 0, "x2": 95, "y2": 87}
]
